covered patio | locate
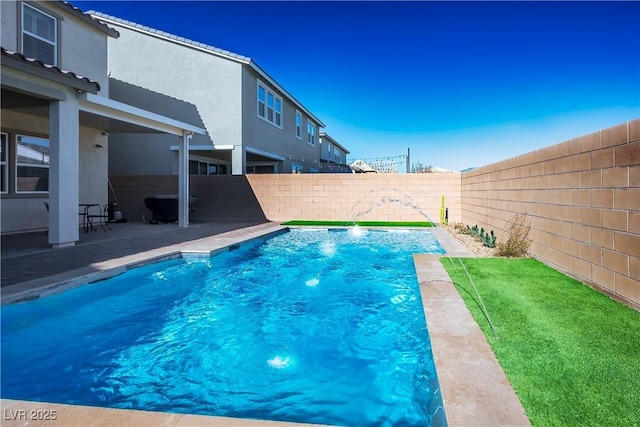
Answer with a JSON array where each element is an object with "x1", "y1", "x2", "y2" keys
[{"x1": 1, "y1": 48, "x2": 205, "y2": 248}]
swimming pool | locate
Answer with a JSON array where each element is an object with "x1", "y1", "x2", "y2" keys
[{"x1": 1, "y1": 228, "x2": 447, "y2": 426}]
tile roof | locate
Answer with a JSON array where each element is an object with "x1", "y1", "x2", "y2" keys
[
  {"x1": 54, "y1": 2, "x2": 119, "y2": 38},
  {"x1": 89, "y1": 12, "x2": 250, "y2": 63},
  {"x1": 1, "y1": 47, "x2": 100, "y2": 92}
]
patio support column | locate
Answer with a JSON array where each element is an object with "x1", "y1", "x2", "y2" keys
[
  {"x1": 48, "y1": 96, "x2": 80, "y2": 248},
  {"x1": 177, "y1": 131, "x2": 192, "y2": 228},
  {"x1": 231, "y1": 145, "x2": 245, "y2": 175}
]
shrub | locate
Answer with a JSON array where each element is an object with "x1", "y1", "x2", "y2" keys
[
  {"x1": 453, "y1": 222, "x2": 469, "y2": 234},
  {"x1": 495, "y1": 212, "x2": 531, "y2": 258}
]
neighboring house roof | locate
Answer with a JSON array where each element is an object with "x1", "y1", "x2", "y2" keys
[
  {"x1": 319, "y1": 132, "x2": 350, "y2": 154},
  {"x1": 1, "y1": 47, "x2": 100, "y2": 93},
  {"x1": 53, "y1": 1, "x2": 120, "y2": 38},
  {"x1": 89, "y1": 11, "x2": 325, "y2": 128}
]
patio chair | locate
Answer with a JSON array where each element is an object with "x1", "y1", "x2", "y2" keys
[{"x1": 87, "y1": 204, "x2": 111, "y2": 232}]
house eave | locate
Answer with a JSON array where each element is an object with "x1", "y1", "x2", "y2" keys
[
  {"x1": 319, "y1": 132, "x2": 350, "y2": 154},
  {"x1": 248, "y1": 61, "x2": 325, "y2": 128},
  {"x1": 52, "y1": 2, "x2": 120, "y2": 38},
  {"x1": 89, "y1": 12, "x2": 325, "y2": 128}
]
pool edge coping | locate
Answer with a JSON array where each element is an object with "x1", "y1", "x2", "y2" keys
[{"x1": 0, "y1": 223, "x2": 287, "y2": 305}]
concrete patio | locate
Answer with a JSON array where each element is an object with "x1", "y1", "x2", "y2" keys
[{"x1": 0, "y1": 222, "x2": 529, "y2": 426}]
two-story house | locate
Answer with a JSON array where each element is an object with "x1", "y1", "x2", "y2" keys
[
  {"x1": 89, "y1": 12, "x2": 328, "y2": 176},
  {"x1": 319, "y1": 132, "x2": 350, "y2": 172},
  {"x1": 1, "y1": 1, "x2": 204, "y2": 245}
]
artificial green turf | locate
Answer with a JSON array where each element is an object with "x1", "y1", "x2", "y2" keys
[
  {"x1": 441, "y1": 257, "x2": 640, "y2": 427},
  {"x1": 281, "y1": 220, "x2": 434, "y2": 227}
]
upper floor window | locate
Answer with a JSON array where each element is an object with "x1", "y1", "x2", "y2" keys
[
  {"x1": 22, "y1": 3, "x2": 57, "y2": 65},
  {"x1": 334, "y1": 147, "x2": 340, "y2": 161},
  {"x1": 307, "y1": 121, "x2": 316, "y2": 146},
  {"x1": 327, "y1": 142, "x2": 332, "y2": 154},
  {"x1": 295, "y1": 111, "x2": 302, "y2": 139},
  {"x1": 1, "y1": 133, "x2": 8, "y2": 194},
  {"x1": 16, "y1": 135, "x2": 49, "y2": 193},
  {"x1": 257, "y1": 81, "x2": 282, "y2": 128}
]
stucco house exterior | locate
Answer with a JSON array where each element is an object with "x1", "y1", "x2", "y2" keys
[
  {"x1": 89, "y1": 11, "x2": 332, "y2": 175},
  {"x1": 319, "y1": 132, "x2": 350, "y2": 172},
  {"x1": 1, "y1": 1, "x2": 204, "y2": 244}
]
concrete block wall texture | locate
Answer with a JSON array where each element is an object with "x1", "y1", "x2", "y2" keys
[
  {"x1": 461, "y1": 119, "x2": 640, "y2": 310},
  {"x1": 246, "y1": 173, "x2": 463, "y2": 225},
  {"x1": 109, "y1": 175, "x2": 269, "y2": 223},
  {"x1": 108, "y1": 118, "x2": 637, "y2": 310},
  {"x1": 110, "y1": 174, "x2": 462, "y2": 225}
]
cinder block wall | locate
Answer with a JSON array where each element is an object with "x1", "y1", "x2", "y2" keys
[
  {"x1": 246, "y1": 173, "x2": 462, "y2": 225},
  {"x1": 109, "y1": 175, "x2": 268, "y2": 223},
  {"x1": 461, "y1": 119, "x2": 640, "y2": 310}
]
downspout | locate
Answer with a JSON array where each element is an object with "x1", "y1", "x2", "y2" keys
[{"x1": 178, "y1": 131, "x2": 192, "y2": 228}]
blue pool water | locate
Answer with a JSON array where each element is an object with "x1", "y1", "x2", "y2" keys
[{"x1": 2, "y1": 228, "x2": 447, "y2": 426}]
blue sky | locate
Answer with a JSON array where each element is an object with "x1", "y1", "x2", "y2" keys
[{"x1": 76, "y1": 1, "x2": 639, "y2": 171}]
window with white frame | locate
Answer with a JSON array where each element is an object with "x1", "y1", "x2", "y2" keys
[
  {"x1": 295, "y1": 111, "x2": 302, "y2": 139},
  {"x1": 307, "y1": 121, "x2": 316, "y2": 146},
  {"x1": 22, "y1": 3, "x2": 57, "y2": 65},
  {"x1": 257, "y1": 81, "x2": 283, "y2": 128},
  {"x1": 1, "y1": 133, "x2": 8, "y2": 193},
  {"x1": 327, "y1": 142, "x2": 332, "y2": 155},
  {"x1": 16, "y1": 135, "x2": 49, "y2": 193}
]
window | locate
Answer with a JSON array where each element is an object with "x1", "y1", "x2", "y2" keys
[
  {"x1": 22, "y1": 3, "x2": 57, "y2": 65},
  {"x1": 327, "y1": 142, "x2": 332, "y2": 155},
  {"x1": 334, "y1": 147, "x2": 340, "y2": 161},
  {"x1": 189, "y1": 159, "x2": 227, "y2": 175},
  {"x1": 257, "y1": 81, "x2": 283, "y2": 128},
  {"x1": 1, "y1": 133, "x2": 7, "y2": 193},
  {"x1": 307, "y1": 121, "x2": 316, "y2": 146},
  {"x1": 16, "y1": 135, "x2": 49, "y2": 193},
  {"x1": 257, "y1": 85, "x2": 266, "y2": 118},
  {"x1": 295, "y1": 111, "x2": 302, "y2": 139}
]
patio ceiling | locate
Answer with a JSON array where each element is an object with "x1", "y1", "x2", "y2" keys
[
  {"x1": 1, "y1": 88, "x2": 206, "y2": 137},
  {"x1": 78, "y1": 93, "x2": 206, "y2": 137}
]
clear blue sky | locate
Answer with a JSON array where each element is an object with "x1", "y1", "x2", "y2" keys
[{"x1": 76, "y1": 1, "x2": 639, "y2": 171}]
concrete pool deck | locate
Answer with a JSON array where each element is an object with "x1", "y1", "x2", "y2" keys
[{"x1": 1, "y1": 222, "x2": 529, "y2": 426}]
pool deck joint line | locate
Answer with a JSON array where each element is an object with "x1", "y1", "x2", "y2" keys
[{"x1": 0, "y1": 223, "x2": 530, "y2": 426}]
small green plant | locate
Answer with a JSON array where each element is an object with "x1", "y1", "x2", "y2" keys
[
  {"x1": 463, "y1": 224, "x2": 497, "y2": 247},
  {"x1": 439, "y1": 195, "x2": 448, "y2": 225},
  {"x1": 495, "y1": 212, "x2": 531, "y2": 257},
  {"x1": 481, "y1": 230, "x2": 497, "y2": 248}
]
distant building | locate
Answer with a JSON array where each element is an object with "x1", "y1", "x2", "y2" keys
[{"x1": 319, "y1": 133, "x2": 351, "y2": 173}]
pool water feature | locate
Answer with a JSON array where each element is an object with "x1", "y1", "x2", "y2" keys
[{"x1": 1, "y1": 228, "x2": 447, "y2": 426}]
